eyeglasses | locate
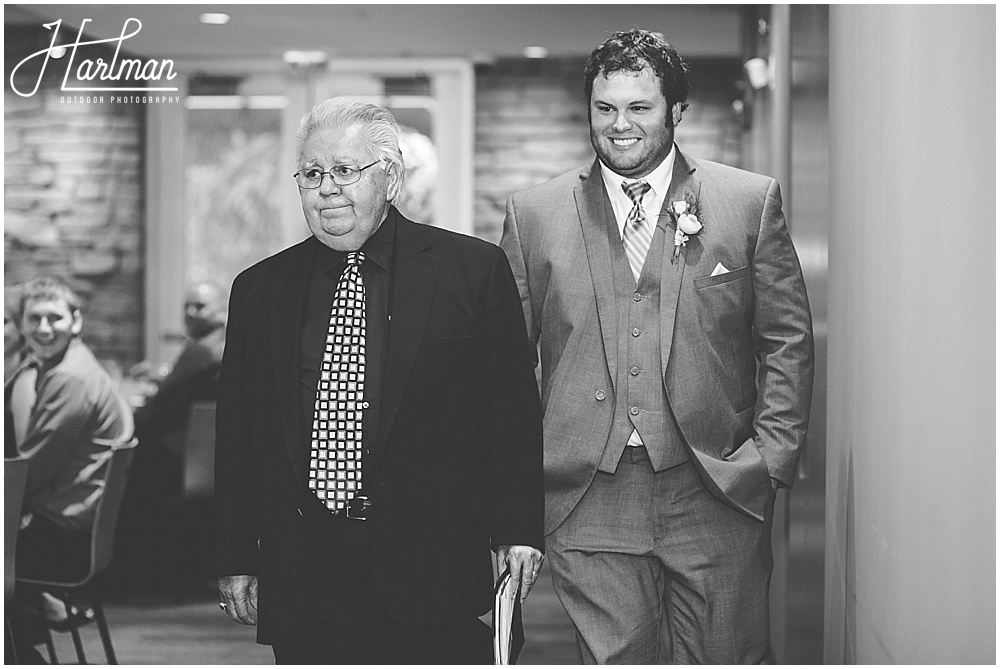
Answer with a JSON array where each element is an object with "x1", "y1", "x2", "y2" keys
[{"x1": 293, "y1": 161, "x2": 381, "y2": 189}]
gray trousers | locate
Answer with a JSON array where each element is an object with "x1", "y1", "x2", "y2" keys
[{"x1": 547, "y1": 447, "x2": 775, "y2": 664}]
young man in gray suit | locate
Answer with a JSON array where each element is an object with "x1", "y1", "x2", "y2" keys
[{"x1": 500, "y1": 29, "x2": 814, "y2": 663}]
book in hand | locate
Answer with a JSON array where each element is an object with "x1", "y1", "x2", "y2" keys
[{"x1": 493, "y1": 567, "x2": 524, "y2": 665}]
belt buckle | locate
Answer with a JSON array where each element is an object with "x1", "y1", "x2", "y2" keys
[{"x1": 345, "y1": 495, "x2": 371, "y2": 521}]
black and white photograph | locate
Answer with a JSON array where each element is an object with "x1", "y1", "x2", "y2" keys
[{"x1": 4, "y1": 3, "x2": 994, "y2": 665}]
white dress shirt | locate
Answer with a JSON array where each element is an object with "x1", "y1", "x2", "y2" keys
[{"x1": 599, "y1": 145, "x2": 676, "y2": 248}]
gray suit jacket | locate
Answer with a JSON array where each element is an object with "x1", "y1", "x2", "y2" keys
[{"x1": 501, "y1": 149, "x2": 814, "y2": 534}]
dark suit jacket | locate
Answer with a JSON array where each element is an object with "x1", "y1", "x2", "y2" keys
[{"x1": 215, "y1": 208, "x2": 544, "y2": 645}]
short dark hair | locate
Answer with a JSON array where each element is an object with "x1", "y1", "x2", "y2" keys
[
  {"x1": 584, "y1": 29, "x2": 690, "y2": 112},
  {"x1": 20, "y1": 276, "x2": 83, "y2": 314}
]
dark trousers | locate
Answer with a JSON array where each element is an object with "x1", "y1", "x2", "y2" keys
[
  {"x1": 9, "y1": 514, "x2": 91, "y2": 659},
  {"x1": 16, "y1": 512, "x2": 90, "y2": 582},
  {"x1": 271, "y1": 616, "x2": 493, "y2": 664},
  {"x1": 272, "y1": 495, "x2": 493, "y2": 664}
]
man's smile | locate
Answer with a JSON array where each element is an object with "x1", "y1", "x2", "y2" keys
[{"x1": 609, "y1": 137, "x2": 640, "y2": 147}]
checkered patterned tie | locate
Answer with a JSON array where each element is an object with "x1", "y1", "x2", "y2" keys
[
  {"x1": 309, "y1": 251, "x2": 366, "y2": 513},
  {"x1": 622, "y1": 180, "x2": 652, "y2": 281}
]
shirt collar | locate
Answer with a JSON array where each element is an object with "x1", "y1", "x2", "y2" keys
[
  {"x1": 312, "y1": 207, "x2": 396, "y2": 273},
  {"x1": 599, "y1": 143, "x2": 676, "y2": 202}
]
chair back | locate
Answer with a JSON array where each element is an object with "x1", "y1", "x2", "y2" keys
[
  {"x1": 89, "y1": 439, "x2": 137, "y2": 578},
  {"x1": 181, "y1": 401, "x2": 216, "y2": 499},
  {"x1": 16, "y1": 439, "x2": 137, "y2": 589},
  {"x1": 5, "y1": 457, "x2": 30, "y2": 602}
]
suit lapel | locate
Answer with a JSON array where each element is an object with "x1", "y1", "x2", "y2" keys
[
  {"x1": 659, "y1": 149, "x2": 699, "y2": 378},
  {"x1": 374, "y1": 215, "x2": 438, "y2": 461},
  {"x1": 574, "y1": 160, "x2": 619, "y2": 386},
  {"x1": 270, "y1": 240, "x2": 315, "y2": 481}
]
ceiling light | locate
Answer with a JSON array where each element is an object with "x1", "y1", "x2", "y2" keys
[
  {"x1": 282, "y1": 50, "x2": 330, "y2": 67},
  {"x1": 522, "y1": 46, "x2": 549, "y2": 59},
  {"x1": 185, "y1": 95, "x2": 289, "y2": 110},
  {"x1": 199, "y1": 13, "x2": 230, "y2": 25}
]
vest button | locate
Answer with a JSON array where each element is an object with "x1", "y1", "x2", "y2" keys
[
  {"x1": 629, "y1": 406, "x2": 640, "y2": 416},
  {"x1": 630, "y1": 366, "x2": 639, "y2": 376},
  {"x1": 631, "y1": 327, "x2": 640, "y2": 337},
  {"x1": 632, "y1": 292, "x2": 642, "y2": 302},
  {"x1": 595, "y1": 390, "x2": 606, "y2": 401}
]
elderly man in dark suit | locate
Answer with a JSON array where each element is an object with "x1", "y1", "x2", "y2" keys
[
  {"x1": 501, "y1": 29, "x2": 814, "y2": 663},
  {"x1": 214, "y1": 97, "x2": 544, "y2": 664}
]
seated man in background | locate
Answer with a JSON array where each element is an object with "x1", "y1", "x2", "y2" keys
[
  {"x1": 9, "y1": 277, "x2": 132, "y2": 661},
  {"x1": 131, "y1": 279, "x2": 228, "y2": 497},
  {"x1": 113, "y1": 279, "x2": 227, "y2": 593}
]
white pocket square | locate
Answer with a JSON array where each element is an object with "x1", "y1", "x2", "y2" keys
[{"x1": 710, "y1": 262, "x2": 730, "y2": 277}]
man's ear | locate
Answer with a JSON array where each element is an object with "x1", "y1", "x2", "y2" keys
[
  {"x1": 385, "y1": 162, "x2": 402, "y2": 203},
  {"x1": 70, "y1": 309, "x2": 83, "y2": 336},
  {"x1": 672, "y1": 102, "x2": 683, "y2": 127}
]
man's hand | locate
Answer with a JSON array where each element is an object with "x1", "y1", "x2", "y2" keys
[
  {"x1": 218, "y1": 574, "x2": 258, "y2": 625},
  {"x1": 496, "y1": 544, "x2": 544, "y2": 603}
]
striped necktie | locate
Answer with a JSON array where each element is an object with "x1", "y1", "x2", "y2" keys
[
  {"x1": 309, "y1": 251, "x2": 366, "y2": 513},
  {"x1": 621, "y1": 180, "x2": 652, "y2": 281}
]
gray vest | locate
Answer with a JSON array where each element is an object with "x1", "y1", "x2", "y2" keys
[{"x1": 598, "y1": 207, "x2": 689, "y2": 473}]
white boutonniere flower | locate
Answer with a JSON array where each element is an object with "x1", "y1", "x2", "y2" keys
[{"x1": 668, "y1": 195, "x2": 704, "y2": 263}]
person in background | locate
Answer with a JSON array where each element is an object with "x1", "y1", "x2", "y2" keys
[
  {"x1": 215, "y1": 97, "x2": 544, "y2": 663},
  {"x1": 130, "y1": 279, "x2": 228, "y2": 496},
  {"x1": 501, "y1": 29, "x2": 814, "y2": 664},
  {"x1": 5, "y1": 283, "x2": 33, "y2": 457},
  {"x1": 9, "y1": 277, "x2": 133, "y2": 661},
  {"x1": 113, "y1": 280, "x2": 228, "y2": 593}
]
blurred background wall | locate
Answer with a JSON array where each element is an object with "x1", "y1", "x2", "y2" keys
[{"x1": 5, "y1": 21, "x2": 145, "y2": 365}]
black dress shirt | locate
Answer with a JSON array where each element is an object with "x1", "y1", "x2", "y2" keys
[
  {"x1": 297, "y1": 213, "x2": 397, "y2": 623},
  {"x1": 299, "y1": 212, "x2": 395, "y2": 484}
]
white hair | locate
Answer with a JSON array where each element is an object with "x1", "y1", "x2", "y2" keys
[{"x1": 295, "y1": 97, "x2": 406, "y2": 205}]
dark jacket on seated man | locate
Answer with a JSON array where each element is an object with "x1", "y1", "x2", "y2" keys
[
  {"x1": 19, "y1": 339, "x2": 131, "y2": 535},
  {"x1": 132, "y1": 281, "x2": 227, "y2": 497},
  {"x1": 133, "y1": 326, "x2": 224, "y2": 461},
  {"x1": 13, "y1": 277, "x2": 132, "y2": 581}
]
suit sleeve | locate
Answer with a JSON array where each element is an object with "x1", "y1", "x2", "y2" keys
[
  {"x1": 500, "y1": 196, "x2": 541, "y2": 366},
  {"x1": 484, "y1": 246, "x2": 545, "y2": 551},
  {"x1": 214, "y1": 272, "x2": 260, "y2": 576},
  {"x1": 751, "y1": 180, "x2": 815, "y2": 487}
]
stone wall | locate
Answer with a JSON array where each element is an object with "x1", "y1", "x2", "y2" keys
[
  {"x1": 473, "y1": 57, "x2": 745, "y2": 243},
  {"x1": 4, "y1": 24, "x2": 145, "y2": 367}
]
